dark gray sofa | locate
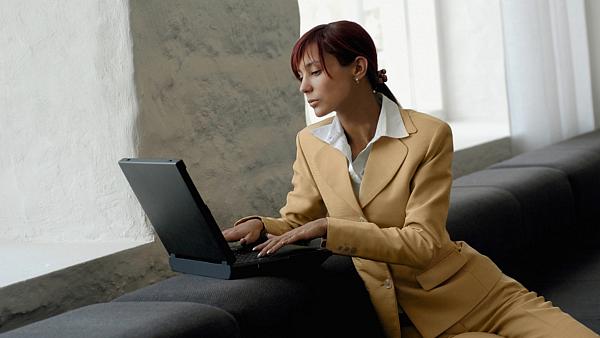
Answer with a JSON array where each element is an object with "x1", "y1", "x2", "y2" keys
[
  {"x1": 3, "y1": 130, "x2": 599, "y2": 337},
  {"x1": 0, "y1": 302, "x2": 240, "y2": 338}
]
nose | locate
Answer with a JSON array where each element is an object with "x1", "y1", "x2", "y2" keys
[{"x1": 299, "y1": 77, "x2": 311, "y2": 94}]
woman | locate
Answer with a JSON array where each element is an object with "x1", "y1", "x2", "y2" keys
[{"x1": 222, "y1": 21, "x2": 597, "y2": 338}]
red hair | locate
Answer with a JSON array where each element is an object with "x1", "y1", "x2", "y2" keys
[{"x1": 290, "y1": 20, "x2": 398, "y2": 104}]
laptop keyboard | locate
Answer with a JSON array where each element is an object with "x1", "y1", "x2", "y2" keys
[{"x1": 233, "y1": 250, "x2": 261, "y2": 263}]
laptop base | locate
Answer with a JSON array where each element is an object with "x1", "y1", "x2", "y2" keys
[
  {"x1": 169, "y1": 248, "x2": 332, "y2": 280},
  {"x1": 169, "y1": 254, "x2": 257, "y2": 279}
]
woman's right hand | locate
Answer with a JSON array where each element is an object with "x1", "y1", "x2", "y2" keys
[{"x1": 222, "y1": 218, "x2": 265, "y2": 245}]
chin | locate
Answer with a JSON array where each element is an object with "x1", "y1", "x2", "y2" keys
[{"x1": 313, "y1": 108, "x2": 334, "y2": 118}]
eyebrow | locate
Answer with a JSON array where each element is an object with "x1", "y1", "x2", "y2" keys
[{"x1": 303, "y1": 60, "x2": 321, "y2": 68}]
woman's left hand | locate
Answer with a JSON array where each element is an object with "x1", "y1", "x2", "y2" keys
[{"x1": 253, "y1": 218, "x2": 328, "y2": 257}]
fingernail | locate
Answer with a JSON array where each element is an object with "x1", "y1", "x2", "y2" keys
[
  {"x1": 266, "y1": 250, "x2": 271, "y2": 254},
  {"x1": 257, "y1": 252, "x2": 262, "y2": 257},
  {"x1": 252, "y1": 247, "x2": 257, "y2": 251}
]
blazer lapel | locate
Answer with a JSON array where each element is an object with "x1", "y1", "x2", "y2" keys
[
  {"x1": 314, "y1": 145, "x2": 363, "y2": 214},
  {"x1": 359, "y1": 108, "x2": 417, "y2": 208},
  {"x1": 359, "y1": 138, "x2": 408, "y2": 208},
  {"x1": 310, "y1": 108, "x2": 417, "y2": 213}
]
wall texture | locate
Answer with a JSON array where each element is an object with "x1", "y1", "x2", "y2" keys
[
  {"x1": 0, "y1": 0, "x2": 152, "y2": 242},
  {"x1": 130, "y1": 0, "x2": 305, "y2": 228}
]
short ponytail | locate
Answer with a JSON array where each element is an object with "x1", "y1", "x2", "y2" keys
[{"x1": 376, "y1": 83, "x2": 400, "y2": 107}]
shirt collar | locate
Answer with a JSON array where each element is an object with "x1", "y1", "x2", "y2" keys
[{"x1": 312, "y1": 94, "x2": 409, "y2": 146}]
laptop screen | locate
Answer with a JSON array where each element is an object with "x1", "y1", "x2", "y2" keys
[{"x1": 119, "y1": 158, "x2": 234, "y2": 264}]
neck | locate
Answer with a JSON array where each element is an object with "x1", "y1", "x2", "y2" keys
[{"x1": 336, "y1": 89, "x2": 381, "y2": 147}]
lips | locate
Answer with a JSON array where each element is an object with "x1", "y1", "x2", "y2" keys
[{"x1": 308, "y1": 99, "x2": 319, "y2": 107}]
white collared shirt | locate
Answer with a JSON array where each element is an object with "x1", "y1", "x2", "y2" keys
[{"x1": 311, "y1": 94, "x2": 409, "y2": 197}]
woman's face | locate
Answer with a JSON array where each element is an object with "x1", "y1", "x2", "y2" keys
[{"x1": 297, "y1": 44, "x2": 355, "y2": 118}]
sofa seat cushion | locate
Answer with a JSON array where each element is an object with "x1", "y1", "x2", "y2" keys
[
  {"x1": 552, "y1": 129, "x2": 600, "y2": 154},
  {"x1": 453, "y1": 167, "x2": 576, "y2": 250},
  {"x1": 489, "y1": 148, "x2": 600, "y2": 242},
  {"x1": 0, "y1": 301, "x2": 239, "y2": 338},
  {"x1": 506, "y1": 248, "x2": 600, "y2": 334},
  {"x1": 447, "y1": 186, "x2": 524, "y2": 272},
  {"x1": 114, "y1": 274, "x2": 311, "y2": 335},
  {"x1": 115, "y1": 256, "x2": 385, "y2": 338}
]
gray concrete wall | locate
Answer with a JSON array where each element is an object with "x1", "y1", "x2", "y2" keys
[{"x1": 131, "y1": 0, "x2": 305, "y2": 228}]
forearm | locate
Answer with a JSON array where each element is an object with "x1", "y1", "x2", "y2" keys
[
  {"x1": 325, "y1": 217, "x2": 448, "y2": 269},
  {"x1": 260, "y1": 216, "x2": 297, "y2": 235}
]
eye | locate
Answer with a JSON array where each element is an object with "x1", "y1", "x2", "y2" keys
[{"x1": 311, "y1": 70, "x2": 322, "y2": 76}]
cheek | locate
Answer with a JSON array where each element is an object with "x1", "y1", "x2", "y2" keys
[
  {"x1": 321, "y1": 79, "x2": 341, "y2": 95},
  {"x1": 331, "y1": 81, "x2": 352, "y2": 101}
]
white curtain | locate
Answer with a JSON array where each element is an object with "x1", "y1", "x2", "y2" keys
[{"x1": 500, "y1": 0, "x2": 596, "y2": 154}]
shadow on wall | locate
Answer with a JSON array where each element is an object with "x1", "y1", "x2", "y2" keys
[{"x1": 130, "y1": 0, "x2": 305, "y2": 229}]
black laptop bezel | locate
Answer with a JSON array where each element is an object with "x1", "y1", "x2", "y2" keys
[{"x1": 119, "y1": 158, "x2": 236, "y2": 264}]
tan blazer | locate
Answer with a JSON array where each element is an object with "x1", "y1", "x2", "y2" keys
[{"x1": 248, "y1": 109, "x2": 503, "y2": 338}]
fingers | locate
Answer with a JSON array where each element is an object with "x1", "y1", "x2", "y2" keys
[
  {"x1": 253, "y1": 232, "x2": 302, "y2": 257},
  {"x1": 254, "y1": 237, "x2": 284, "y2": 258},
  {"x1": 252, "y1": 239, "x2": 270, "y2": 252},
  {"x1": 222, "y1": 228, "x2": 241, "y2": 241},
  {"x1": 221, "y1": 227, "x2": 255, "y2": 244},
  {"x1": 241, "y1": 229, "x2": 260, "y2": 245},
  {"x1": 223, "y1": 219, "x2": 263, "y2": 244}
]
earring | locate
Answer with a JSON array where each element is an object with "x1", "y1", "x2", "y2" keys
[{"x1": 354, "y1": 77, "x2": 359, "y2": 84}]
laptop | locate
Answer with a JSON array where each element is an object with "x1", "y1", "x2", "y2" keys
[{"x1": 118, "y1": 158, "x2": 330, "y2": 279}]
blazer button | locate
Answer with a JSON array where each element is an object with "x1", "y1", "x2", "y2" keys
[{"x1": 383, "y1": 278, "x2": 392, "y2": 289}]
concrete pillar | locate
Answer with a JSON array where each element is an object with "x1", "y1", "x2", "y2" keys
[{"x1": 130, "y1": 0, "x2": 305, "y2": 228}]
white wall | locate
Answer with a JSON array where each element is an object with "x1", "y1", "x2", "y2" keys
[{"x1": 0, "y1": 1, "x2": 153, "y2": 242}]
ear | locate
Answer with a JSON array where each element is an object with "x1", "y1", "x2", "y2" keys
[{"x1": 353, "y1": 56, "x2": 369, "y2": 80}]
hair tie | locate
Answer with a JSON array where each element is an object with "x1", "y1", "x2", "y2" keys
[{"x1": 377, "y1": 69, "x2": 387, "y2": 84}]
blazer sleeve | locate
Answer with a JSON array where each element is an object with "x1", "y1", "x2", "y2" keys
[
  {"x1": 325, "y1": 122, "x2": 454, "y2": 270},
  {"x1": 252, "y1": 134, "x2": 327, "y2": 235}
]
